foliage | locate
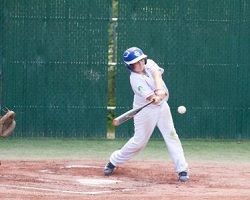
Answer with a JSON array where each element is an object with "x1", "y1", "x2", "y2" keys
[{"x1": 107, "y1": 0, "x2": 118, "y2": 133}]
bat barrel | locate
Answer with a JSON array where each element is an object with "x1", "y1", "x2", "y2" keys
[
  {"x1": 112, "y1": 100, "x2": 154, "y2": 126},
  {"x1": 113, "y1": 119, "x2": 119, "y2": 126}
]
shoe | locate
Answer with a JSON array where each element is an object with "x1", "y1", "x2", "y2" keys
[
  {"x1": 103, "y1": 162, "x2": 115, "y2": 176},
  {"x1": 178, "y1": 171, "x2": 189, "y2": 182}
]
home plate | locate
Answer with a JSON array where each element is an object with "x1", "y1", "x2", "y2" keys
[{"x1": 77, "y1": 178, "x2": 121, "y2": 187}]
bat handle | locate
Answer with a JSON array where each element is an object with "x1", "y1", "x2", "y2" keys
[{"x1": 147, "y1": 99, "x2": 155, "y2": 106}]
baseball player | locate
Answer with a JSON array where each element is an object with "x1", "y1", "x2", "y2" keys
[{"x1": 104, "y1": 47, "x2": 189, "y2": 182}]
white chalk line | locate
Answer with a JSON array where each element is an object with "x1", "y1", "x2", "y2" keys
[
  {"x1": 59, "y1": 165, "x2": 102, "y2": 169},
  {"x1": 0, "y1": 184, "x2": 112, "y2": 195}
]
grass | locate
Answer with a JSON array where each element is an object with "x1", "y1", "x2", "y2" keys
[{"x1": 0, "y1": 138, "x2": 250, "y2": 163}]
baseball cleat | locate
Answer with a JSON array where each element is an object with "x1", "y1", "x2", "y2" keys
[
  {"x1": 103, "y1": 162, "x2": 115, "y2": 176},
  {"x1": 178, "y1": 171, "x2": 189, "y2": 182}
]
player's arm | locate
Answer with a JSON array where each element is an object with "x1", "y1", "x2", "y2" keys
[
  {"x1": 146, "y1": 59, "x2": 168, "y2": 98},
  {"x1": 152, "y1": 69, "x2": 168, "y2": 98}
]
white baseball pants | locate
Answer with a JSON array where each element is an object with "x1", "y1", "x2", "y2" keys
[{"x1": 109, "y1": 101, "x2": 188, "y2": 173}]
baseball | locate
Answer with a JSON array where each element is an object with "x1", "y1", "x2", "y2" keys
[{"x1": 177, "y1": 106, "x2": 186, "y2": 114}]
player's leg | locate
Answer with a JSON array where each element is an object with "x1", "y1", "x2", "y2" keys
[
  {"x1": 157, "y1": 102, "x2": 189, "y2": 181},
  {"x1": 104, "y1": 106, "x2": 160, "y2": 175}
]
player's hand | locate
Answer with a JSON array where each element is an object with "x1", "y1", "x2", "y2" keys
[
  {"x1": 154, "y1": 89, "x2": 167, "y2": 98},
  {"x1": 152, "y1": 96, "x2": 162, "y2": 105}
]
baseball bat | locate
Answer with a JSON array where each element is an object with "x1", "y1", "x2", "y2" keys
[{"x1": 113, "y1": 100, "x2": 154, "y2": 126}]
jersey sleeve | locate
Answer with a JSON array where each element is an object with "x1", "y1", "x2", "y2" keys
[
  {"x1": 146, "y1": 59, "x2": 164, "y2": 75},
  {"x1": 130, "y1": 73, "x2": 154, "y2": 100}
]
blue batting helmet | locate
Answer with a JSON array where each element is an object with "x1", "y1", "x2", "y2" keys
[{"x1": 123, "y1": 47, "x2": 147, "y2": 70}]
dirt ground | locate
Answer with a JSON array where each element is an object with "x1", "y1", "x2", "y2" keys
[{"x1": 0, "y1": 160, "x2": 249, "y2": 200}]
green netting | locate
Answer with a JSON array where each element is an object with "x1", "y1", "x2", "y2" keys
[
  {"x1": 1, "y1": 0, "x2": 250, "y2": 139},
  {"x1": 0, "y1": 0, "x2": 112, "y2": 137},
  {"x1": 115, "y1": 0, "x2": 250, "y2": 139}
]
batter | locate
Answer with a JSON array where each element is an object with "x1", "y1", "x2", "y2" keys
[{"x1": 104, "y1": 47, "x2": 189, "y2": 182}]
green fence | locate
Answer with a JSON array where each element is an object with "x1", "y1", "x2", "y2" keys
[
  {"x1": 0, "y1": 0, "x2": 111, "y2": 137},
  {"x1": 115, "y1": 0, "x2": 250, "y2": 139},
  {"x1": 1, "y1": 0, "x2": 250, "y2": 139}
]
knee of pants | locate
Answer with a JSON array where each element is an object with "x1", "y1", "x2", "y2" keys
[{"x1": 131, "y1": 137, "x2": 148, "y2": 150}]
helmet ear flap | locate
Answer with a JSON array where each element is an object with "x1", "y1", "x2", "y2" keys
[{"x1": 124, "y1": 63, "x2": 133, "y2": 71}]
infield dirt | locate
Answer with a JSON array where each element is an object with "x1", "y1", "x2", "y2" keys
[{"x1": 0, "y1": 160, "x2": 249, "y2": 199}]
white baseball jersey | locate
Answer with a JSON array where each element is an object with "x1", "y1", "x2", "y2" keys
[{"x1": 130, "y1": 59, "x2": 169, "y2": 108}]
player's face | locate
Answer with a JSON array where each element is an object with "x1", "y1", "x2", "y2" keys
[{"x1": 131, "y1": 59, "x2": 145, "y2": 73}]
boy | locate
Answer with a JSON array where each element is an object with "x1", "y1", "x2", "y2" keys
[{"x1": 104, "y1": 47, "x2": 189, "y2": 182}]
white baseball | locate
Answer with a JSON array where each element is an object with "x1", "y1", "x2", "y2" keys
[{"x1": 177, "y1": 106, "x2": 186, "y2": 114}]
